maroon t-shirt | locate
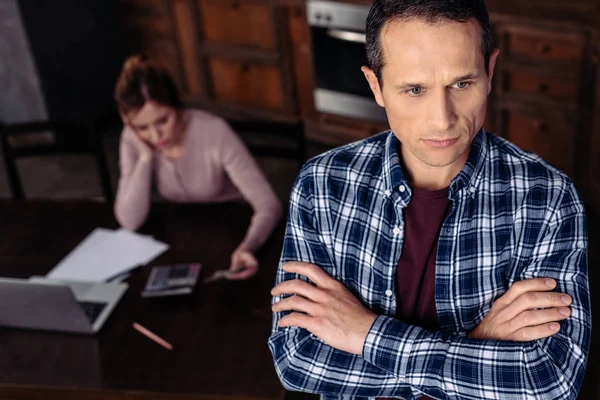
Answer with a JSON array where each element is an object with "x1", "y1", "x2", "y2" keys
[{"x1": 394, "y1": 186, "x2": 450, "y2": 400}]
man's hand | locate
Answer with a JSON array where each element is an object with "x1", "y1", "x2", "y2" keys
[
  {"x1": 271, "y1": 261, "x2": 377, "y2": 355},
  {"x1": 469, "y1": 278, "x2": 572, "y2": 341}
]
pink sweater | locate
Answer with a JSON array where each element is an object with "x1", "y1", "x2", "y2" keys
[{"x1": 114, "y1": 109, "x2": 283, "y2": 252}]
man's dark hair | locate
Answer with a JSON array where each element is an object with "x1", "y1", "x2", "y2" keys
[{"x1": 365, "y1": 0, "x2": 494, "y2": 83}]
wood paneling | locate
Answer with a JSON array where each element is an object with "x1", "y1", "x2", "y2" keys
[
  {"x1": 503, "y1": 108, "x2": 577, "y2": 177},
  {"x1": 208, "y1": 58, "x2": 285, "y2": 111},
  {"x1": 172, "y1": 0, "x2": 204, "y2": 96},
  {"x1": 503, "y1": 70, "x2": 579, "y2": 104},
  {"x1": 504, "y1": 26, "x2": 585, "y2": 63},
  {"x1": 198, "y1": 0, "x2": 276, "y2": 50}
]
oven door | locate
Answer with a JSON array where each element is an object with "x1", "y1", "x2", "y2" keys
[{"x1": 308, "y1": 1, "x2": 387, "y2": 123}]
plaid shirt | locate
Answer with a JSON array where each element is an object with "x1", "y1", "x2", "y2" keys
[{"x1": 269, "y1": 130, "x2": 591, "y2": 400}]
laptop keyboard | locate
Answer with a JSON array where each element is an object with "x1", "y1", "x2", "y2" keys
[{"x1": 78, "y1": 301, "x2": 108, "y2": 324}]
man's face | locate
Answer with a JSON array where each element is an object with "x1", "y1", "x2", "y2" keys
[{"x1": 363, "y1": 18, "x2": 499, "y2": 171}]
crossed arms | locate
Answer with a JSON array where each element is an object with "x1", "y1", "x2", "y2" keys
[{"x1": 268, "y1": 180, "x2": 591, "y2": 400}]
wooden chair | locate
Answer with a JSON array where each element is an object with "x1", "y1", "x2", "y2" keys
[{"x1": 0, "y1": 119, "x2": 113, "y2": 202}]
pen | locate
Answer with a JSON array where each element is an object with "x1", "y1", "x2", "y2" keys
[{"x1": 132, "y1": 322, "x2": 173, "y2": 351}]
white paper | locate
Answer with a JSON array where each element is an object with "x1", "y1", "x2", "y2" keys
[{"x1": 46, "y1": 228, "x2": 168, "y2": 282}]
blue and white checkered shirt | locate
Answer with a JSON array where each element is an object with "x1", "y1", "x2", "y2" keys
[{"x1": 269, "y1": 129, "x2": 591, "y2": 400}]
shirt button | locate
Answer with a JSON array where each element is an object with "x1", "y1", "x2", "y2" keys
[
  {"x1": 384, "y1": 189, "x2": 391, "y2": 197},
  {"x1": 393, "y1": 227, "x2": 401, "y2": 235},
  {"x1": 385, "y1": 289, "x2": 393, "y2": 297},
  {"x1": 469, "y1": 186, "x2": 476, "y2": 193},
  {"x1": 399, "y1": 185, "x2": 406, "y2": 193}
]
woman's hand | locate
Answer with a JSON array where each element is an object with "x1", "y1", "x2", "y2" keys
[
  {"x1": 133, "y1": 133, "x2": 154, "y2": 162},
  {"x1": 227, "y1": 247, "x2": 258, "y2": 280}
]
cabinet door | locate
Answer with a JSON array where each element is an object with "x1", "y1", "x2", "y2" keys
[
  {"x1": 208, "y1": 58, "x2": 285, "y2": 111},
  {"x1": 198, "y1": 0, "x2": 276, "y2": 50},
  {"x1": 499, "y1": 107, "x2": 578, "y2": 178}
]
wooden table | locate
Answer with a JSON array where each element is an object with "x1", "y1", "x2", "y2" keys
[{"x1": 0, "y1": 200, "x2": 285, "y2": 400}]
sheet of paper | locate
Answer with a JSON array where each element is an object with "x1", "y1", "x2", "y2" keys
[{"x1": 46, "y1": 228, "x2": 168, "y2": 282}]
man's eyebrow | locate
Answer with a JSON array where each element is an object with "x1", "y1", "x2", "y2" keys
[
  {"x1": 394, "y1": 81, "x2": 426, "y2": 91},
  {"x1": 393, "y1": 73, "x2": 481, "y2": 92},
  {"x1": 452, "y1": 73, "x2": 479, "y2": 82}
]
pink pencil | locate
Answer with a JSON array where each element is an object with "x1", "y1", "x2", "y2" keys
[{"x1": 132, "y1": 322, "x2": 173, "y2": 351}]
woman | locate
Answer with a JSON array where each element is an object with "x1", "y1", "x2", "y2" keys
[{"x1": 114, "y1": 55, "x2": 282, "y2": 280}]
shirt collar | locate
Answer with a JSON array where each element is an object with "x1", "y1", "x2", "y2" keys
[{"x1": 381, "y1": 129, "x2": 489, "y2": 200}]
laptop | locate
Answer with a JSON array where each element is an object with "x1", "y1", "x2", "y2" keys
[{"x1": 0, "y1": 277, "x2": 127, "y2": 334}]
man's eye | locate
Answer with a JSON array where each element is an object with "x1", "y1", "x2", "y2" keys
[
  {"x1": 157, "y1": 116, "x2": 169, "y2": 125},
  {"x1": 407, "y1": 87, "x2": 423, "y2": 95},
  {"x1": 455, "y1": 81, "x2": 470, "y2": 89}
]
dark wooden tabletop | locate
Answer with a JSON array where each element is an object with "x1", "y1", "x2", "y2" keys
[{"x1": 0, "y1": 200, "x2": 285, "y2": 400}]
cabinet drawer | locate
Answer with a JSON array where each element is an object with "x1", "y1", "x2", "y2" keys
[
  {"x1": 503, "y1": 27, "x2": 584, "y2": 63},
  {"x1": 199, "y1": 0, "x2": 276, "y2": 50},
  {"x1": 503, "y1": 70, "x2": 578, "y2": 104},
  {"x1": 208, "y1": 58, "x2": 284, "y2": 111},
  {"x1": 502, "y1": 108, "x2": 577, "y2": 177}
]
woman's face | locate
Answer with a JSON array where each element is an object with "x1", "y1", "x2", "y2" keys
[{"x1": 124, "y1": 100, "x2": 182, "y2": 150}]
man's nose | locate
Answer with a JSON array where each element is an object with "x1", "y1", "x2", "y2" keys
[{"x1": 429, "y1": 90, "x2": 457, "y2": 133}]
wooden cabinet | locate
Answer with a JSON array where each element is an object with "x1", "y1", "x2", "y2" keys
[
  {"x1": 118, "y1": 0, "x2": 297, "y2": 121},
  {"x1": 199, "y1": 0, "x2": 277, "y2": 50},
  {"x1": 492, "y1": 16, "x2": 594, "y2": 196},
  {"x1": 118, "y1": 0, "x2": 187, "y2": 94},
  {"x1": 498, "y1": 106, "x2": 579, "y2": 177},
  {"x1": 208, "y1": 58, "x2": 286, "y2": 111}
]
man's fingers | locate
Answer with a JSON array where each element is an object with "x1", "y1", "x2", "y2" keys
[
  {"x1": 278, "y1": 312, "x2": 315, "y2": 331},
  {"x1": 282, "y1": 261, "x2": 335, "y2": 287},
  {"x1": 506, "y1": 322, "x2": 562, "y2": 342},
  {"x1": 271, "y1": 278, "x2": 325, "y2": 302},
  {"x1": 500, "y1": 291, "x2": 572, "y2": 323},
  {"x1": 272, "y1": 294, "x2": 319, "y2": 315},
  {"x1": 496, "y1": 278, "x2": 557, "y2": 307},
  {"x1": 509, "y1": 307, "x2": 571, "y2": 332}
]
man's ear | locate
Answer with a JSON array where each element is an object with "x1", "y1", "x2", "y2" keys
[
  {"x1": 361, "y1": 66, "x2": 385, "y2": 107},
  {"x1": 487, "y1": 48, "x2": 500, "y2": 95}
]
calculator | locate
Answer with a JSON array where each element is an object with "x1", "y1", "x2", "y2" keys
[{"x1": 142, "y1": 263, "x2": 202, "y2": 297}]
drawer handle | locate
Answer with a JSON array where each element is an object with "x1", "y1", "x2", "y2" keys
[
  {"x1": 241, "y1": 64, "x2": 250, "y2": 73},
  {"x1": 534, "y1": 120, "x2": 549, "y2": 132},
  {"x1": 232, "y1": 0, "x2": 240, "y2": 9},
  {"x1": 537, "y1": 83, "x2": 549, "y2": 94},
  {"x1": 538, "y1": 43, "x2": 553, "y2": 55}
]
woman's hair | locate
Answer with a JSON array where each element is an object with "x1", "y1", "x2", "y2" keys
[{"x1": 114, "y1": 54, "x2": 183, "y2": 115}]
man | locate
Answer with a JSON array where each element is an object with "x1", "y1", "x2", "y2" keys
[{"x1": 269, "y1": 0, "x2": 591, "y2": 399}]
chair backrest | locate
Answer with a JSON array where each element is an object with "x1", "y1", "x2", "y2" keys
[
  {"x1": 227, "y1": 119, "x2": 306, "y2": 168},
  {"x1": 0, "y1": 119, "x2": 113, "y2": 202}
]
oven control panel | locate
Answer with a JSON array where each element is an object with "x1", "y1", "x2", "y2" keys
[{"x1": 307, "y1": 0, "x2": 370, "y2": 31}]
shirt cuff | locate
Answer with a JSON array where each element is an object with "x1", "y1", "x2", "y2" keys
[{"x1": 362, "y1": 315, "x2": 418, "y2": 378}]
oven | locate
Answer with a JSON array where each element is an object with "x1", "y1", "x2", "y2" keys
[{"x1": 307, "y1": 0, "x2": 387, "y2": 123}]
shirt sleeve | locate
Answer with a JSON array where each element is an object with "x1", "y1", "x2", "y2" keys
[
  {"x1": 219, "y1": 121, "x2": 282, "y2": 252},
  {"x1": 113, "y1": 128, "x2": 153, "y2": 231},
  {"x1": 269, "y1": 166, "x2": 412, "y2": 399},
  {"x1": 270, "y1": 171, "x2": 591, "y2": 400}
]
